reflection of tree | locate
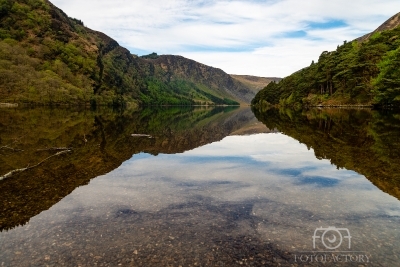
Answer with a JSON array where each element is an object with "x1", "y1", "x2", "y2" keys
[
  {"x1": 253, "y1": 107, "x2": 400, "y2": 200},
  {"x1": 0, "y1": 106, "x2": 250, "y2": 231}
]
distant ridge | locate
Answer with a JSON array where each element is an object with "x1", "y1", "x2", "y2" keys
[
  {"x1": 230, "y1": 75, "x2": 282, "y2": 94},
  {"x1": 357, "y1": 12, "x2": 400, "y2": 42}
]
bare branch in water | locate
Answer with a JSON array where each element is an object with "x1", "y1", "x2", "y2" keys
[
  {"x1": 0, "y1": 150, "x2": 71, "y2": 181},
  {"x1": 131, "y1": 134, "x2": 153, "y2": 138},
  {"x1": 36, "y1": 147, "x2": 72, "y2": 151},
  {"x1": 0, "y1": 146, "x2": 23, "y2": 152},
  {"x1": 0, "y1": 135, "x2": 26, "y2": 152}
]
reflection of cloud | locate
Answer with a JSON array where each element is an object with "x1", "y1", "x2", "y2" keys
[
  {"x1": 294, "y1": 176, "x2": 340, "y2": 187},
  {"x1": 4, "y1": 132, "x2": 399, "y2": 262},
  {"x1": 271, "y1": 167, "x2": 316, "y2": 177},
  {"x1": 53, "y1": 133, "x2": 400, "y2": 220}
]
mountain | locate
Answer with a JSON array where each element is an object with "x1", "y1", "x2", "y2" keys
[
  {"x1": 0, "y1": 0, "x2": 145, "y2": 106},
  {"x1": 231, "y1": 75, "x2": 282, "y2": 94},
  {"x1": 252, "y1": 12, "x2": 400, "y2": 108},
  {"x1": 357, "y1": 12, "x2": 400, "y2": 42},
  {"x1": 0, "y1": 0, "x2": 255, "y2": 106},
  {"x1": 230, "y1": 75, "x2": 281, "y2": 94},
  {"x1": 141, "y1": 54, "x2": 255, "y2": 105}
]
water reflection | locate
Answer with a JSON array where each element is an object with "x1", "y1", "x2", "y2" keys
[
  {"x1": 253, "y1": 107, "x2": 400, "y2": 200},
  {"x1": 0, "y1": 106, "x2": 269, "y2": 231},
  {"x1": 0, "y1": 107, "x2": 399, "y2": 266}
]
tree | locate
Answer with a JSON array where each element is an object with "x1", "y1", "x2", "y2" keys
[{"x1": 373, "y1": 47, "x2": 400, "y2": 106}]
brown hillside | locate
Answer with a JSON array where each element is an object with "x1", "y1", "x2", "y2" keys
[
  {"x1": 230, "y1": 75, "x2": 282, "y2": 94},
  {"x1": 357, "y1": 12, "x2": 400, "y2": 42}
]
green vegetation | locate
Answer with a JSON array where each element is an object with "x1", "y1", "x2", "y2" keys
[
  {"x1": 0, "y1": 0, "x2": 145, "y2": 107},
  {"x1": 141, "y1": 78, "x2": 194, "y2": 105},
  {"x1": 0, "y1": 0, "x2": 242, "y2": 106},
  {"x1": 253, "y1": 107, "x2": 400, "y2": 200},
  {"x1": 140, "y1": 78, "x2": 239, "y2": 106},
  {"x1": 142, "y1": 55, "x2": 254, "y2": 104},
  {"x1": 0, "y1": 0, "x2": 97, "y2": 105},
  {"x1": 252, "y1": 25, "x2": 400, "y2": 108},
  {"x1": 140, "y1": 52, "x2": 159, "y2": 59}
]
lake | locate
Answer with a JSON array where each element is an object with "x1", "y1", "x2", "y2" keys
[{"x1": 0, "y1": 106, "x2": 399, "y2": 266}]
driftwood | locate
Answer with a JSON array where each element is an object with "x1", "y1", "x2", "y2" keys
[
  {"x1": 0, "y1": 102, "x2": 18, "y2": 108},
  {"x1": 36, "y1": 147, "x2": 72, "y2": 151},
  {"x1": 0, "y1": 150, "x2": 71, "y2": 181},
  {"x1": 131, "y1": 134, "x2": 153, "y2": 138},
  {"x1": 0, "y1": 135, "x2": 26, "y2": 152},
  {"x1": 0, "y1": 145, "x2": 23, "y2": 152}
]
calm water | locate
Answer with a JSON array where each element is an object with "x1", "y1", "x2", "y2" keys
[{"x1": 0, "y1": 107, "x2": 399, "y2": 266}]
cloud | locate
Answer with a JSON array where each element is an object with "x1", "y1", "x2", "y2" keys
[{"x1": 51, "y1": 0, "x2": 400, "y2": 76}]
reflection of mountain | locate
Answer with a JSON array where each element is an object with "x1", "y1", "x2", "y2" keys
[
  {"x1": 0, "y1": 107, "x2": 269, "y2": 231},
  {"x1": 253, "y1": 107, "x2": 400, "y2": 200}
]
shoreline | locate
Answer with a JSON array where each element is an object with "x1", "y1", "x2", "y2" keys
[{"x1": 309, "y1": 104, "x2": 373, "y2": 109}]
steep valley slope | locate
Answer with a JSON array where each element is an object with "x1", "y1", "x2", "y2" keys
[{"x1": 0, "y1": 0, "x2": 258, "y2": 106}]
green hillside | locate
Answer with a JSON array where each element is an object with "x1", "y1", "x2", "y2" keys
[
  {"x1": 0, "y1": 0, "x2": 246, "y2": 106},
  {"x1": 143, "y1": 54, "x2": 254, "y2": 105},
  {"x1": 252, "y1": 13, "x2": 400, "y2": 109}
]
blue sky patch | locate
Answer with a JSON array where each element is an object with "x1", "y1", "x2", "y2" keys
[
  {"x1": 280, "y1": 30, "x2": 307, "y2": 38},
  {"x1": 307, "y1": 19, "x2": 348, "y2": 29}
]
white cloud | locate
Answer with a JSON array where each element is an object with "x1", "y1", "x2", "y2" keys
[{"x1": 51, "y1": 0, "x2": 400, "y2": 76}]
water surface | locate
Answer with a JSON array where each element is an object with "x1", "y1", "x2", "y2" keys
[{"x1": 0, "y1": 107, "x2": 399, "y2": 266}]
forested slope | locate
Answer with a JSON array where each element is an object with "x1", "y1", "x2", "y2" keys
[
  {"x1": 252, "y1": 12, "x2": 400, "y2": 108},
  {"x1": 0, "y1": 0, "x2": 251, "y2": 106},
  {"x1": 144, "y1": 55, "x2": 254, "y2": 105},
  {"x1": 0, "y1": 0, "x2": 148, "y2": 106}
]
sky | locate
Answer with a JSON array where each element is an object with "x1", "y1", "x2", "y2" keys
[{"x1": 51, "y1": 0, "x2": 400, "y2": 77}]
